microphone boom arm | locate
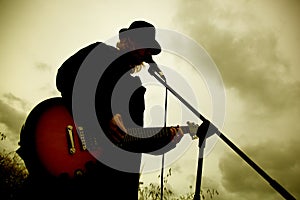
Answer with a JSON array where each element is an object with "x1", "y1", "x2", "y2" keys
[{"x1": 148, "y1": 68, "x2": 296, "y2": 200}]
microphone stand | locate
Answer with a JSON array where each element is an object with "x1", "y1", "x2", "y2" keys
[
  {"x1": 148, "y1": 68, "x2": 296, "y2": 200},
  {"x1": 193, "y1": 128, "x2": 207, "y2": 200},
  {"x1": 161, "y1": 80, "x2": 168, "y2": 200}
]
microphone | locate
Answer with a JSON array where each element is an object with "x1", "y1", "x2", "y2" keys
[{"x1": 145, "y1": 56, "x2": 166, "y2": 81}]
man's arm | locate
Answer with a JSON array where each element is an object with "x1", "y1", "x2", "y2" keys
[{"x1": 109, "y1": 114, "x2": 184, "y2": 154}]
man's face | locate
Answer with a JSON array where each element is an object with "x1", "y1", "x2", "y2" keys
[{"x1": 129, "y1": 48, "x2": 151, "y2": 66}]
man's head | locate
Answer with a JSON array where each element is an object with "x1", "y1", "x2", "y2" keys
[{"x1": 118, "y1": 20, "x2": 161, "y2": 56}]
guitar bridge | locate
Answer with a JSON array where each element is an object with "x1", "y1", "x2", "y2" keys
[{"x1": 66, "y1": 125, "x2": 76, "y2": 154}]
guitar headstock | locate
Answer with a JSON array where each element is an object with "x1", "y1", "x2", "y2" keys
[{"x1": 186, "y1": 121, "x2": 199, "y2": 140}]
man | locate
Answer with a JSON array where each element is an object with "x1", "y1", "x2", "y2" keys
[{"x1": 55, "y1": 20, "x2": 183, "y2": 199}]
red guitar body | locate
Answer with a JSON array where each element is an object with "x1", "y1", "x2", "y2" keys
[
  {"x1": 19, "y1": 97, "x2": 101, "y2": 179},
  {"x1": 19, "y1": 97, "x2": 198, "y2": 179}
]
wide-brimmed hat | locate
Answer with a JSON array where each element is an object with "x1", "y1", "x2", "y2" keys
[{"x1": 119, "y1": 20, "x2": 161, "y2": 55}]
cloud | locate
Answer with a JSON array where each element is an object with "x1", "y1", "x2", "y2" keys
[
  {"x1": 173, "y1": 0, "x2": 300, "y2": 199},
  {"x1": 0, "y1": 97, "x2": 26, "y2": 133},
  {"x1": 2, "y1": 93, "x2": 30, "y2": 111},
  {"x1": 174, "y1": 0, "x2": 300, "y2": 117},
  {"x1": 0, "y1": 94, "x2": 27, "y2": 150},
  {"x1": 219, "y1": 138, "x2": 300, "y2": 199},
  {"x1": 35, "y1": 62, "x2": 53, "y2": 72}
]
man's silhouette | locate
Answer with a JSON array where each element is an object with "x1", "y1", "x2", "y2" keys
[{"x1": 17, "y1": 20, "x2": 184, "y2": 199}]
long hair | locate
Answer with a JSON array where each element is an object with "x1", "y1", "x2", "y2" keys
[{"x1": 116, "y1": 38, "x2": 145, "y2": 73}]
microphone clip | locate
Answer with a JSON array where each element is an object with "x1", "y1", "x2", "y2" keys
[{"x1": 146, "y1": 56, "x2": 166, "y2": 81}]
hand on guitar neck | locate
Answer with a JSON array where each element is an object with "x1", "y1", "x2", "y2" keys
[
  {"x1": 109, "y1": 113, "x2": 184, "y2": 151},
  {"x1": 109, "y1": 114, "x2": 128, "y2": 143}
]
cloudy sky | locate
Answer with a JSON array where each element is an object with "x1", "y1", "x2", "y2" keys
[{"x1": 0, "y1": 0, "x2": 299, "y2": 199}]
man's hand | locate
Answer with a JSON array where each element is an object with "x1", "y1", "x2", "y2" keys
[
  {"x1": 169, "y1": 125, "x2": 184, "y2": 144},
  {"x1": 149, "y1": 125, "x2": 184, "y2": 155},
  {"x1": 109, "y1": 114, "x2": 127, "y2": 143}
]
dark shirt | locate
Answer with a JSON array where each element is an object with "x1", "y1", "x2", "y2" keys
[
  {"x1": 56, "y1": 42, "x2": 144, "y2": 199},
  {"x1": 17, "y1": 42, "x2": 175, "y2": 200}
]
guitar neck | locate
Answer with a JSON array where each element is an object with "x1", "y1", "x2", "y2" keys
[
  {"x1": 124, "y1": 126, "x2": 194, "y2": 144},
  {"x1": 118, "y1": 125, "x2": 191, "y2": 152},
  {"x1": 127, "y1": 126, "x2": 190, "y2": 138}
]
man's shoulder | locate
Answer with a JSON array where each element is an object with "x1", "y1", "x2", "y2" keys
[
  {"x1": 80, "y1": 42, "x2": 119, "y2": 56},
  {"x1": 87, "y1": 42, "x2": 117, "y2": 50},
  {"x1": 64, "y1": 42, "x2": 117, "y2": 63}
]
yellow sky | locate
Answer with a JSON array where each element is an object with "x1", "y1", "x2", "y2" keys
[{"x1": 0, "y1": 0, "x2": 299, "y2": 199}]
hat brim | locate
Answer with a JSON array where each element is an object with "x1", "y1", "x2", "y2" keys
[
  {"x1": 146, "y1": 40, "x2": 161, "y2": 55},
  {"x1": 119, "y1": 28, "x2": 161, "y2": 55}
]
